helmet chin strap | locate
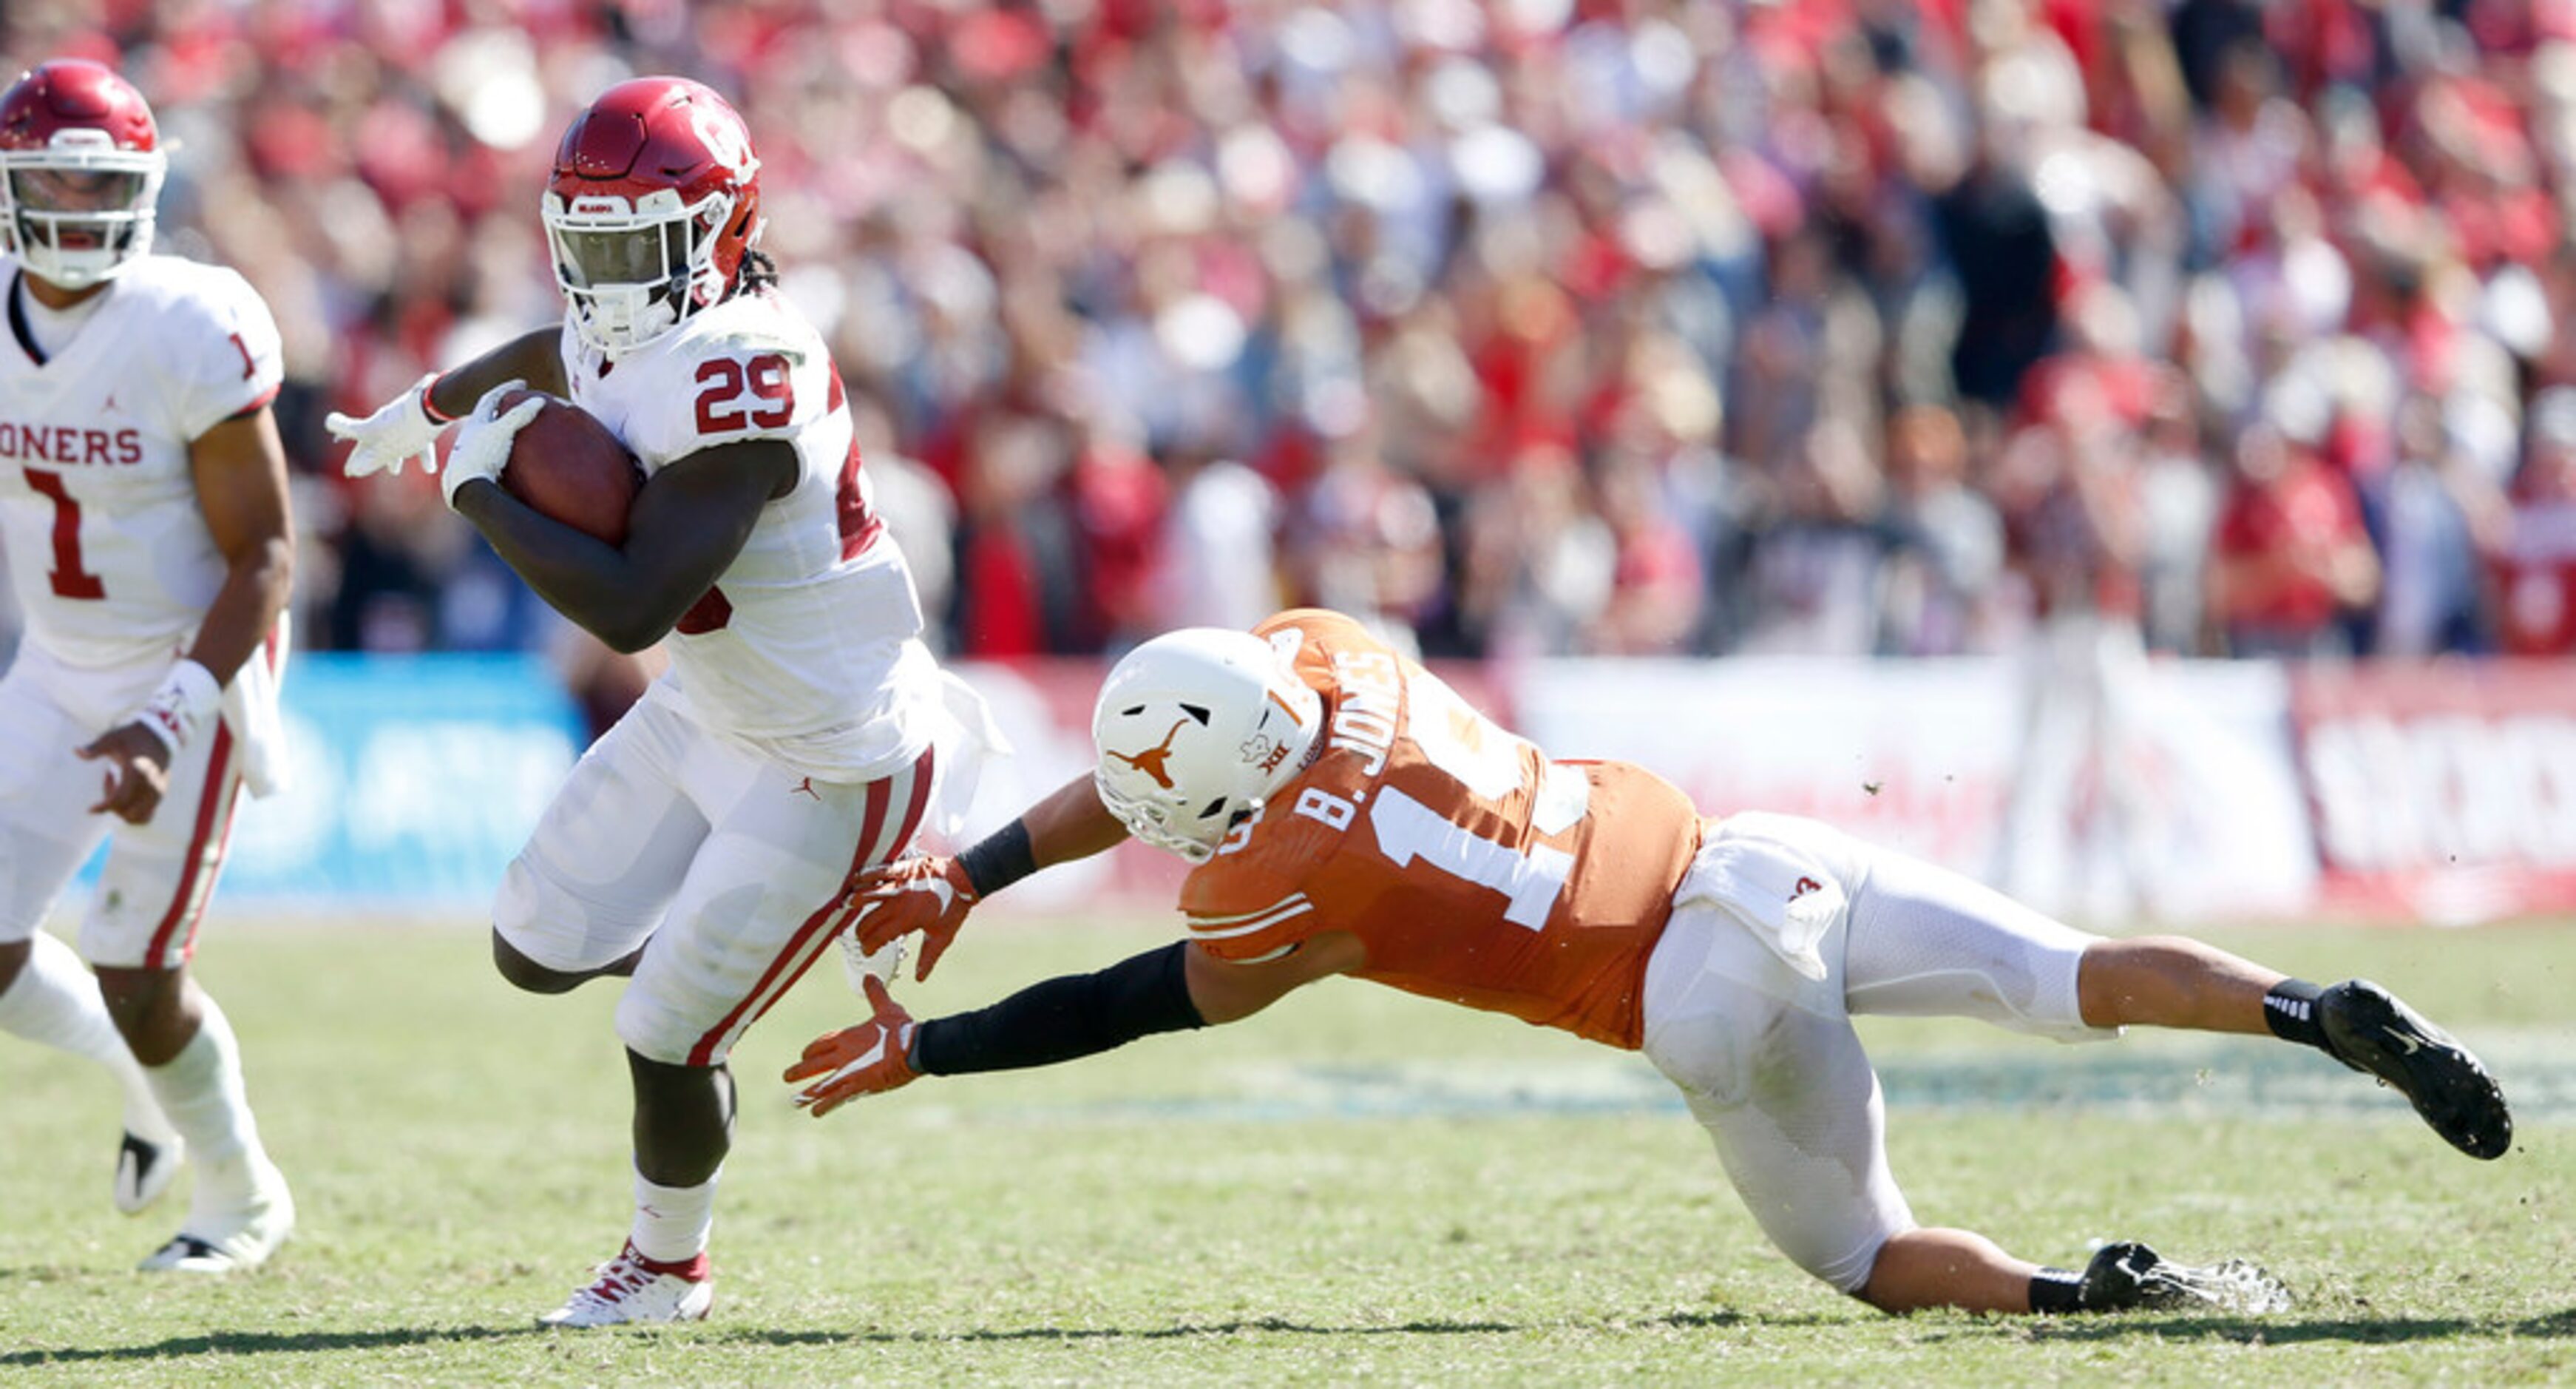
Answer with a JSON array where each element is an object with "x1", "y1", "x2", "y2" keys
[
  {"x1": 572, "y1": 283, "x2": 683, "y2": 357},
  {"x1": 567, "y1": 272, "x2": 729, "y2": 359},
  {"x1": 7, "y1": 207, "x2": 152, "y2": 290},
  {"x1": 1096, "y1": 777, "x2": 1226, "y2": 862}
]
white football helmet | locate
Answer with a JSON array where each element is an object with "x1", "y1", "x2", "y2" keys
[{"x1": 1092, "y1": 628, "x2": 1323, "y2": 862}]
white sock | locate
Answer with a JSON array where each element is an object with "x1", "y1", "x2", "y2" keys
[
  {"x1": 0, "y1": 932, "x2": 176, "y2": 1143},
  {"x1": 144, "y1": 993, "x2": 272, "y2": 1206},
  {"x1": 631, "y1": 1166, "x2": 719, "y2": 1265}
]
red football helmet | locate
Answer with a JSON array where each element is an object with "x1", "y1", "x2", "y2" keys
[
  {"x1": 0, "y1": 58, "x2": 165, "y2": 289},
  {"x1": 542, "y1": 77, "x2": 764, "y2": 356}
]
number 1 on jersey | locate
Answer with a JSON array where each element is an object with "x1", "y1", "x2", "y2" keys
[
  {"x1": 1338, "y1": 669, "x2": 1590, "y2": 930},
  {"x1": 24, "y1": 466, "x2": 104, "y2": 599},
  {"x1": 1366, "y1": 788, "x2": 1573, "y2": 930}
]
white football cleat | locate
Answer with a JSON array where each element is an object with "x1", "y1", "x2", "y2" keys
[
  {"x1": 539, "y1": 1241, "x2": 714, "y2": 1328},
  {"x1": 139, "y1": 1158, "x2": 294, "y2": 1274},
  {"x1": 113, "y1": 1130, "x2": 184, "y2": 1215}
]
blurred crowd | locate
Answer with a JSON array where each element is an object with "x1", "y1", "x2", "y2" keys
[{"x1": 10, "y1": 0, "x2": 2576, "y2": 664}]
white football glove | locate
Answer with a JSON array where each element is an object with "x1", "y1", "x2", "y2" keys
[
  {"x1": 441, "y1": 380, "x2": 544, "y2": 508},
  {"x1": 325, "y1": 373, "x2": 449, "y2": 481}
]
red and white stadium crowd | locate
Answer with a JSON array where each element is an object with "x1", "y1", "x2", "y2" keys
[{"x1": 9, "y1": 0, "x2": 2576, "y2": 665}]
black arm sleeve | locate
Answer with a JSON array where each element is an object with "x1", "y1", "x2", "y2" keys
[
  {"x1": 912, "y1": 941, "x2": 1205, "y2": 1076},
  {"x1": 955, "y1": 818, "x2": 1037, "y2": 898}
]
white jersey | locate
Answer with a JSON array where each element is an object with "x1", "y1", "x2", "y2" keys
[
  {"x1": 0, "y1": 254, "x2": 282, "y2": 669},
  {"x1": 561, "y1": 291, "x2": 942, "y2": 781}
]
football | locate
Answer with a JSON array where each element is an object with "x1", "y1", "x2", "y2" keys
[{"x1": 493, "y1": 390, "x2": 641, "y2": 547}]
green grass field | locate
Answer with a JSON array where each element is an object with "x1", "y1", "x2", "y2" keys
[{"x1": 2, "y1": 916, "x2": 2570, "y2": 1386}]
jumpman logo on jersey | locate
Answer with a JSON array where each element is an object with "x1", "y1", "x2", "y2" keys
[
  {"x1": 790, "y1": 777, "x2": 821, "y2": 801},
  {"x1": 100, "y1": 391, "x2": 119, "y2": 414},
  {"x1": 1108, "y1": 718, "x2": 1191, "y2": 790}
]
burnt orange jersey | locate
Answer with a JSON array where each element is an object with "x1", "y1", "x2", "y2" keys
[{"x1": 1179, "y1": 610, "x2": 1702, "y2": 1049}]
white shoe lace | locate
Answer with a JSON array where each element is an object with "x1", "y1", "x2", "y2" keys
[
  {"x1": 2141, "y1": 1257, "x2": 2294, "y2": 1315},
  {"x1": 546, "y1": 1247, "x2": 708, "y2": 1325},
  {"x1": 576, "y1": 1257, "x2": 654, "y2": 1310}
]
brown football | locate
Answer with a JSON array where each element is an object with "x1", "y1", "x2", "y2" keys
[{"x1": 493, "y1": 389, "x2": 641, "y2": 547}]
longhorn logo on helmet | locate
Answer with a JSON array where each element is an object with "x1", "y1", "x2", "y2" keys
[{"x1": 1107, "y1": 718, "x2": 1190, "y2": 790}]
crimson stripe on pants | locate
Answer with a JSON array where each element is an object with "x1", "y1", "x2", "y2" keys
[
  {"x1": 814, "y1": 746, "x2": 943, "y2": 945},
  {"x1": 685, "y1": 746, "x2": 937, "y2": 1066},
  {"x1": 145, "y1": 720, "x2": 238, "y2": 967},
  {"x1": 882, "y1": 751, "x2": 934, "y2": 866}
]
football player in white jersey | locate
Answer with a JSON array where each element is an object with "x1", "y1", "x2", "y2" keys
[
  {"x1": 330, "y1": 76, "x2": 969, "y2": 1327},
  {"x1": 0, "y1": 59, "x2": 296, "y2": 1273}
]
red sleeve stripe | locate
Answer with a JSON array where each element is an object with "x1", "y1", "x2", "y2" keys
[
  {"x1": 684, "y1": 745, "x2": 938, "y2": 1067},
  {"x1": 223, "y1": 383, "x2": 282, "y2": 422},
  {"x1": 144, "y1": 720, "x2": 242, "y2": 967}
]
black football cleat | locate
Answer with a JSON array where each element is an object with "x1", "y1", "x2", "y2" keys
[
  {"x1": 2317, "y1": 980, "x2": 2513, "y2": 1160},
  {"x1": 2076, "y1": 1242, "x2": 2291, "y2": 1314}
]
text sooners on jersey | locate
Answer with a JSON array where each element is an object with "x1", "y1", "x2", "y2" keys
[
  {"x1": 561, "y1": 290, "x2": 941, "y2": 782},
  {"x1": 1180, "y1": 610, "x2": 1704, "y2": 1048},
  {"x1": 0, "y1": 255, "x2": 282, "y2": 669}
]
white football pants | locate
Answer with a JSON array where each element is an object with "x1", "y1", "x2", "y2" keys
[{"x1": 1639, "y1": 811, "x2": 2115, "y2": 1294}]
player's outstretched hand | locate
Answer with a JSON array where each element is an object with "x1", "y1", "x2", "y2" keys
[
  {"x1": 327, "y1": 372, "x2": 447, "y2": 480},
  {"x1": 76, "y1": 723, "x2": 173, "y2": 825},
  {"x1": 787, "y1": 975, "x2": 921, "y2": 1116},
  {"x1": 443, "y1": 381, "x2": 544, "y2": 507},
  {"x1": 844, "y1": 854, "x2": 979, "y2": 982}
]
